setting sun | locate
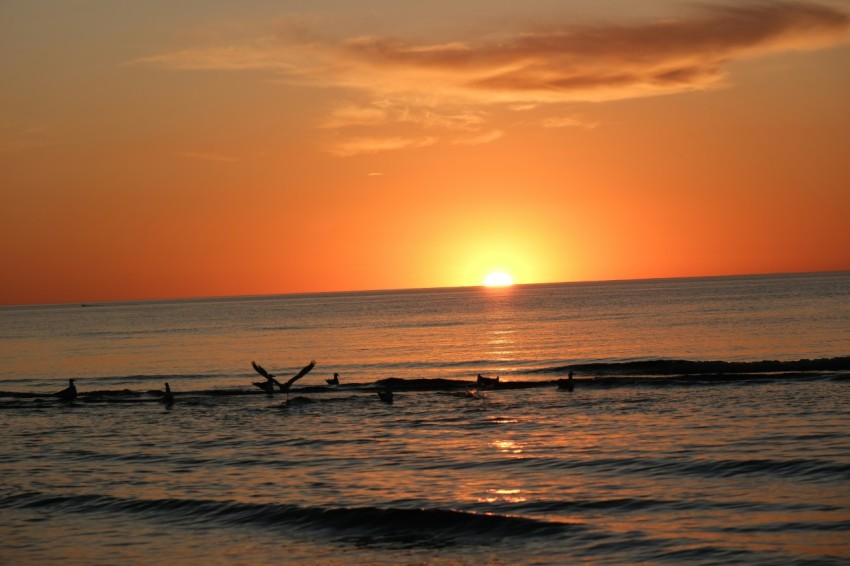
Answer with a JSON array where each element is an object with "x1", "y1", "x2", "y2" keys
[{"x1": 483, "y1": 271, "x2": 514, "y2": 287}]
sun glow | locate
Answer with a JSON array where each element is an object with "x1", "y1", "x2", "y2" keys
[{"x1": 483, "y1": 271, "x2": 514, "y2": 287}]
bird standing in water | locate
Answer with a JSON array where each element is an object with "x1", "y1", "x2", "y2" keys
[
  {"x1": 326, "y1": 373, "x2": 340, "y2": 386},
  {"x1": 54, "y1": 379, "x2": 77, "y2": 401},
  {"x1": 162, "y1": 382, "x2": 174, "y2": 405},
  {"x1": 557, "y1": 371, "x2": 575, "y2": 392}
]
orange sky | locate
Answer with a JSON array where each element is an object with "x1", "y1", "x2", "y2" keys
[{"x1": 2, "y1": 1, "x2": 849, "y2": 305}]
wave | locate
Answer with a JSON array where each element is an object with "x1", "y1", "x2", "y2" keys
[
  {"x1": 476, "y1": 496, "x2": 843, "y2": 516},
  {"x1": 408, "y1": 454, "x2": 850, "y2": 483},
  {"x1": 529, "y1": 356, "x2": 850, "y2": 376},
  {"x1": 0, "y1": 491, "x2": 574, "y2": 546},
  {"x1": 519, "y1": 456, "x2": 850, "y2": 482},
  {"x1": 1, "y1": 356, "x2": 847, "y2": 401}
]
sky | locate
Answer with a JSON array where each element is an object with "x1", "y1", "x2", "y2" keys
[{"x1": 2, "y1": 0, "x2": 849, "y2": 305}]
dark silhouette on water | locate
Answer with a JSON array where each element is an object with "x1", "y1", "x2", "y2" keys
[
  {"x1": 251, "y1": 360, "x2": 316, "y2": 400},
  {"x1": 326, "y1": 373, "x2": 340, "y2": 386},
  {"x1": 378, "y1": 388, "x2": 394, "y2": 404},
  {"x1": 477, "y1": 374, "x2": 500, "y2": 389},
  {"x1": 162, "y1": 382, "x2": 174, "y2": 405},
  {"x1": 54, "y1": 379, "x2": 77, "y2": 401},
  {"x1": 557, "y1": 371, "x2": 574, "y2": 392},
  {"x1": 251, "y1": 362, "x2": 278, "y2": 396}
]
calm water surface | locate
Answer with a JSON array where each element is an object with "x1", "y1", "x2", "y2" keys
[{"x1": 1, "y1": 272, "x2": 849, "y2": 564}]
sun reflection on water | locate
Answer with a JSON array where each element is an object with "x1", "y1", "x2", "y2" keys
[
  {"x1": 479, "y1": 488, "x2": 528, "y2": 504},
  {"x1": 491, "y1": 439, "x2": 524, "y2": 455}
]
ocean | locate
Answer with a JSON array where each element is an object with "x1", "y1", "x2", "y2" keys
[{"x1": 1, "y1": 272, "x2": 849, "y2": 564}]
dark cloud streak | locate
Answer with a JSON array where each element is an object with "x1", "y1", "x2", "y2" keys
[{"x1": 341, "y1": 2, "x2": 850, "y2": 98}]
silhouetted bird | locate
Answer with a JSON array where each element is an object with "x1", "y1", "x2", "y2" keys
[
  {"x1": 326, "y1": 373, "x2": 340, "y2": 386},
  {"x1": 477, "y1": 374, "x2": 500, "y2": 389},
  {"x1": 557, "y1": 371, "x2": 575, "y2": 392},
  {"x1": 162, "y1": 382, "x2": 174, "y2": 405},
  {"x1": 251, "y1": 361, "x2": 283, "y2": 395},
  {"x1": 378, "y1": 388, "x2": 394, "y2": 404},
  {"x1": 251, "y1": 360, "x2": 316, "y2": 400},
  {"x1": 54, "y1": 378, "x2": 77, "y2": 401}
]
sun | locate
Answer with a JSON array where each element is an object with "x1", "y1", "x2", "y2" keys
[{"x1": 483, "y1": 271, "x2": 514, "y2": 287}]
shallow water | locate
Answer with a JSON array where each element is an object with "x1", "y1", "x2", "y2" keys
[
  {"x1": 2, "y1": 378, "x2": 849, "y2": 564},
  {"x1": 1, "y1": 273, "x2": 849, "y2": 564}
]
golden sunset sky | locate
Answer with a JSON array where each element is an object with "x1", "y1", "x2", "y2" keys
[{"x1": 2, "y1": 0, "x2": 849, "y2": 305}]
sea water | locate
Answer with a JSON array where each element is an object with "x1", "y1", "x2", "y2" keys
[{"x1": 1, "y1": 272, "x2": 849, "y2": 564}]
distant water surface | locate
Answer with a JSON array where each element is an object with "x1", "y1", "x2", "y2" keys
[
  {"x1": 1, "y1": 272, "x2": 849, "y2": 564},
  {"x1": 1, "y1": 272, "x2": 848, "y2": 390}
]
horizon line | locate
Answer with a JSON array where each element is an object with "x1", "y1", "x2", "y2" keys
[{"x1": 2, "y1": 269, "x2": 848, "y2": 309}]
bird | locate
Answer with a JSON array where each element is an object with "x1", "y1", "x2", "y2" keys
[
  {"x1": 326, "y1": 373, "x2": 340, "y2": 386},
  {"x1": 378, "y1": 388, "x2": 394, "y2": 404},
  {"x1": 54, "y1": 378, "x2": 77, "y2": 401},
  {"x1": 251, "y1": 361, "x2": 284, "y2": 395},
  {"x1": 557, "y1": 371, "x2": 575, "y2": 392},
  {"x1": 477, "y1": 374, "x2": 500, "y2": 389},
  {"x1": 162, "y1": 382, "x2": 174, "y2": 405},
  {"x1": 251, "y1": 360, "x2": 316, "y2": 400}
]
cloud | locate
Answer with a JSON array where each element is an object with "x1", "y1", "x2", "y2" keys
[
  {"x1": 541, "y1": 115, "x2": 599, "y2": 129},
  {"x1": 333, "y1": 2, "x2": 849, "y2": 103},
  {"x1": 140, "y1": 2, "x2": 849, "y2": 102},
  {"x1": 321, "y1": 104, "x2": 388, "y2": 128},
  {"x1": 327, "y1": 135, "x2": 437, "y2": 157},
  {"x1": 138, "y1": 1, "x2": 850, "y2": 153},
  {"x1": 321, "y1": 99, "x2": 487, "y2": 130},
  {"x1": 452, "y1": 129, "x2": 504, "y2": 145}
]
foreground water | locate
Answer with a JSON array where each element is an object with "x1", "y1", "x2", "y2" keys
[{"x1": 1, "y1": 272, "x2": 849, "y2": 564}]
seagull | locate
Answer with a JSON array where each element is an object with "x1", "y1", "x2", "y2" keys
[
  {"x1": 162, "y1": 382, "x2": 174, "y2": 405},
  {"x1": 557, "y1": 371, "x2": 575, "y2": 392},
  {"x1": 378, "y1": 388, "x2": 394, "y2": 404},
  {"x1": 251, "y1": 361, "x2": 284, "y2": 395},
  {"x1": 326, "y1": 373, "x2": 340, "y2": 386},
  {"x1": 54, "y1": 378, "x2": 77, "y2": 401},
  {"x1": 251, "y1": 360, "x2": 316, "y2": 400},
  {"x1": 477, "y1": 374, "x2": 500, "y2": 389}
]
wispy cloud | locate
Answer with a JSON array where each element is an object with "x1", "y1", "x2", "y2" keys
[
  {"x1": 334, "y1": 2, "x2": 849, "y2": 103},
  {"x1": 138, "y1": 1, "x2": 850, "y2": 153},
  {"x1": 327, "y1": 135, "x2": 437, "y2": 157},
  {"x1": 321, "y1": 104, "x2": 388, "y2": 128},
  {"x1": 321, "y1": 99, "x2": 486, "y2": 130},
  {"x1": 541, "y1": 115, "x2": 598, "y2": 130},
  {"x1": 451, "y1": 129, "x2": 504, "y2": 146}
]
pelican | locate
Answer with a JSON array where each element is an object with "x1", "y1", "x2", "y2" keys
[
  {"x1": 162, "y1": 382, "x2": 174, "y2": 405},
  {"x1": 326, "y1": 373, "x2": 340, "y2": 386},
  {"x1": 251, "y1": 360, "x2": 316, "y2": 400},
  {"x1": 477, "y1": 374, "x2": 500, "y2": 389},
  {"x1": 54, "y1": 378, "x2": 77, "y2": 401},
  {"x1": 378, "y1": 388, "x2": 394, "y2": 404}
]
